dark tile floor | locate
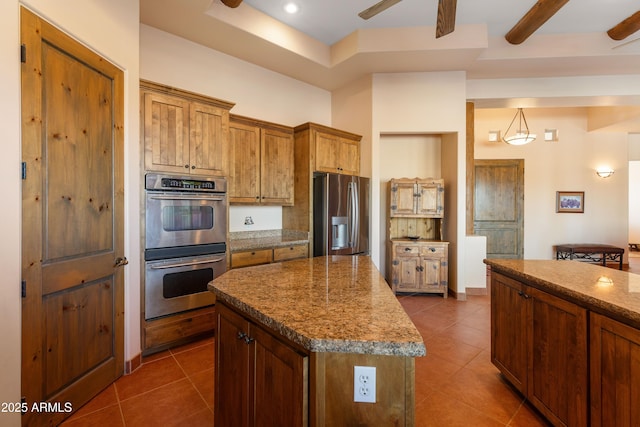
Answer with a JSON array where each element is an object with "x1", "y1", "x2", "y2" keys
[{"x1": 61, "y1": 257, "x2": 640, "y2": 426}]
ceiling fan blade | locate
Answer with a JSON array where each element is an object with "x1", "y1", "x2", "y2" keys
[
  {"x1": 358, "y1": 0, "x2": 402, "y2": 20},
  {"x1": 220, "y1": 0, "x2": 242, "y2": 8},
  {"x1": 608, "y1": 11, "x2": 640, "y2": 41},
  {"x1": 505, "y1": 0, "x2": 569, "y2": 45},
  {"x1": 436, "y1": 0, "x2": 457, "y2": 38}
]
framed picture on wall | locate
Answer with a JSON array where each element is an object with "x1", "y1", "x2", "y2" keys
[{"x1": 556, "y1": 191, "x2": 584, "y2": 213}]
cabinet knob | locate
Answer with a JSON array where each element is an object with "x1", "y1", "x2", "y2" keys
[
  {"x1": 404, "y1": 247, "x2": 412, "y2": 252},
  {"x1": 244, "y1": 336, "x2": 255, "y2": 345},
  {"x1": 429, "y1": 247, "x2": 436, "y2": 252},
  {"x1": 191, "y1": 165, "x2": 196, "y2": 169},
  {"x1": 184, "y1": 164, "x2": 189, "y2": 169},
  {"x1": 237, "y1": 331, "x2": 247, "y2": 340}
]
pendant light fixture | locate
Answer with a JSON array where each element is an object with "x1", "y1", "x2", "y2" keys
[{"x1": 502, "y1": 108, "x2": 536, "y2": 145}]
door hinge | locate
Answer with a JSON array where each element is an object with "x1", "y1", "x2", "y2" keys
[
  {"x1": 21, "y1": 280, "x2": 26, "y2": 298},
  {"x1": 21, "y1": 162, "x2": 26, "y2": 180},
  {"x1": 20, "y1": 44, "x2": 26, "y2": 63}
]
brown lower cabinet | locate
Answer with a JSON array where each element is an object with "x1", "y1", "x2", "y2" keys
[
  {"x1": 216, "y1": 303, "x2": 307, "y2": 427},
  {"x1": 215, "y1": 301, "x2": 416, "y2": 426},
  {"x1": 590, "y1": 312, "x2": 640, "y2": 427},
  {"x1": 491, "y1": 272, "x2": 588, "y2": 427}
]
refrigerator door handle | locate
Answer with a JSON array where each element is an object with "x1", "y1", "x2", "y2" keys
[{"x1": 348, "y1": 181, "x2": 359, "y2": 249}]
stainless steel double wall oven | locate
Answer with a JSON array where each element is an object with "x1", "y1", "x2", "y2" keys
[{"x1": 144, "y1": 173, "x2": 227, "y2": 320}]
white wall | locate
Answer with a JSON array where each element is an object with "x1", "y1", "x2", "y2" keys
[
  {"x1": 0, "y1": 2, "x2": 22, "y2": 424},
  {"x1": 140, "y1": 24, "x2": 332, "y2": 231},
  {"x1": 1, "y1": 1, "x2": 140, "y2": 425},
  {"x1": 475, "y1": 107, "x2": 629, "y2": 259}
]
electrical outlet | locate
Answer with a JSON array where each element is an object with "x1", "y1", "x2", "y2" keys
[
  {"x1": 244, "y1": 216, "x2": 254, "y2": 225},
  {"x1": 353, "y1": 366, "x2": 376, "y2": 403}
]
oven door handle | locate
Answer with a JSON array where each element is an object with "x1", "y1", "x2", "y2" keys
[
  {"x1": 148, "y1": 195, "x2": 226, "y2": 202},
  {"x1": 149, "y1": 257, "x2": 226, "y2": 269}
]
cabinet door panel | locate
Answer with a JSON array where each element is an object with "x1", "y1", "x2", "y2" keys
[
  {"x1": 144, "y1": 92, "x2": 190, "y2": 173},
  {"x1": 416, "y1": 181, "x2": 443, "y2": 217},
  {"x1": 190, "y1": 102, "x2": 227, "y2": 176},
  {"x1": 216, "y1": 304, "x2": 250, "y2": 427},
  {"x1": 229, "y1": 121, "x2": 261, "y2": 202},
  {"x1": 315, "y1": 133, "x2": 339, "y2": 173},
  {"x1": 338, "y1": 137, "x2": 359, "y2": 176},
  {"x1": 252, "y1": 324, "x2": 307, "y2": 427},
  {"x1": 390, "y1": 181, "x2": 417, "y2": 217},
  {"x1": 590, "y1": 313, "x2": 640, "y2": 427},
  {"x1": 396, "y1": 257, "x2": 419, "y2": 291},
  {"x1": 420, "y1": 257, "x2": 441, "y2": 290},
  {"x1": 528, "y1": 287, "x2": 588, "y2": 427},
  {"x1": 260, "y1": 128, "x2": 294, "y2": 205},
  {"x1": 491, "y1": 273, "x2": 528, "y2": 393}
]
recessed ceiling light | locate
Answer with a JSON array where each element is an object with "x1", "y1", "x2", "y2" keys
[{"x1": 284, "y1": 2, "x2": 299, "y2": 14}]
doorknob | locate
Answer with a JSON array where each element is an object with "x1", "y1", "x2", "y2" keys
[{"x1": 114, "y1": 257, "x2": 129, "y2": 268}]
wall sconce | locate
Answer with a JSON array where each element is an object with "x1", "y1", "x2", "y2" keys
[
  {"x1": 488, "y1": 130, "x2": 501, "y2": 142},
  {"x1": 544, "y1": 129, "x2": 558, "y2": 142},
  {"x1": 502, "y1": 108, "x2": 536, "y2": 145},
  {"x1": 596, "y1": 167, "x2": 615, "y2": 178}
]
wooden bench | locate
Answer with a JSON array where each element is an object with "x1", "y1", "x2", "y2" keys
[{"x1": 555, "y1": 244, "x2": 624, "y2": 270}]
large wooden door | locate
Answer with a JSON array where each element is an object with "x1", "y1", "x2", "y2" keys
[
  {"x1": 21, "y1": 8, "x2": 125, "y2": 426},
  {"x1": 474, "y1": 159, "x2": 524, "y2": 259}
]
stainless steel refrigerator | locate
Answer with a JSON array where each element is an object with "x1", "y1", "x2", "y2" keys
[{"x1": 313, "y1": 172, "x2": 370, "y2": 256}]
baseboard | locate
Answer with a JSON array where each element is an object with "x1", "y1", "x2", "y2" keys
[
  {"x1": 126, "y1": 352, "x2": 142, "y2": 374},
  {"x1": 466, "y1": 287, "x2": 488, "y2": 296},
  {"x1": 448, "y1": 288, "x2": 466, "y2": 301}
]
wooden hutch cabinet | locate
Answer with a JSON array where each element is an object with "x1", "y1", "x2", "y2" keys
[
  {"x1": 387, "y1": 178, "x2": 448, "y2": 296},
  {"x1": 140, "y1": 80, "x2": 234, "y2": 177},
  {"x1": 228, "y1": 115, "x2": 295, "y2": 205}
]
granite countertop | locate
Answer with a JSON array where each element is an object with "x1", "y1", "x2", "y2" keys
[
  {"x1": 229, "y1": 229, "x2": 309, "y2": 252},
  {"x1": 209, "y1": 255, "x2": 426, "y2": 357},
  {"x1": 484, "y1": 259, "x2": 640, "y2": 329}
]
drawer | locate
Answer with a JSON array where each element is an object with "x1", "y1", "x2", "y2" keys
[
  {"x1": 420, "y1": 245, "x2": 446, "y2": 257},
  {"x1": 273, "y1": 244, "x2": 308, "y2": 262},
  {"x1": 231, "y1": 249, "x2": 273, "y2": 268},
  {"x1": 395, "y1": 245, "x2": 420, "y2": 256}
]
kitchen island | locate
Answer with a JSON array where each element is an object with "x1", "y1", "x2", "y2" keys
[
  {"x1": 485, "y1": 259, "x2": 640, "y2": 427},
  {"x1": 209, "y1": 255, "x2": 425, "y2": 427}
]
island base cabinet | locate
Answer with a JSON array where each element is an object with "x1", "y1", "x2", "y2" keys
[
  {"x1": 310, "y1": 352, "x2": 415, "y2": 427},
  {"x1": 215, "y1": 303, "x2": 308, "y2": 427},
  {"x1": 491, "y1": 272, "x2": 588, "y2": 427},
  {"x1": 590, "y1": 312, "x2": 640, "y2": 427}
]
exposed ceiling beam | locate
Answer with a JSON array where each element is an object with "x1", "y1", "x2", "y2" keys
[
  {"x1": 359, "y1": 0, "x2": 402, "y2": 20},
  {"x1": 436, "y1": 0, "x2": 457, "y2": 38},
  {"x1": 505, "y1": 0, "x2": 570, "y2": 45},
  {"x1": 220, "y1": 0, "x2": 243, "y2": 8},
  {"x1": 607, "y1": 11, "x2": 640, "y2": 40}
]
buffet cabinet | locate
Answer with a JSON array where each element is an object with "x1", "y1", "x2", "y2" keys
[
  {"x1": 390, "y1": 241, "x2": 449, "y2": 296},
  {"x1": 387, "y1": 178, "x2": 448, "y2": 296},
  {"x1": 491, "y1": 271, "x2": 589, "y2": 427},
  {"x1": 140, "y1": 80, "x2": 234, "y2": 177},
  {"x1": 229, "y1": 115, "x2": 295, "y2": 205}
]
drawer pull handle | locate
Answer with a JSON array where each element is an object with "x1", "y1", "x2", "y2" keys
[
  {"x1": 429, "y1": 247, "x2": 436, "y2": 252},
  {"x1": 404, "y1": 247, "x2": 412, "y2": 252}
]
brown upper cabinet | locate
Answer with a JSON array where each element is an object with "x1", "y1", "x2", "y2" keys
[
  {"x1": 390, "y1": 178, "x2": 444, "y2": 218},
  {"x1": 141, "y1": 80, "x2": 234, "y2": 176},
  {"x1": 229, "y1": 115, "x2": 294, "y2": 205},
  {"x1": 296, "y1": 122, "x2": 361, "y2": 176}
]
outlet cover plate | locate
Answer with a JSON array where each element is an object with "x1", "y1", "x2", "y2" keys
[{"x1": 354, "y1": 366, "x2": 376, "y2": 403}]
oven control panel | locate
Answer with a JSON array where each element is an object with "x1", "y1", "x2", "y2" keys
[{"x1": 145, "y1": 173, "x2": 227, "y2": 193}]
